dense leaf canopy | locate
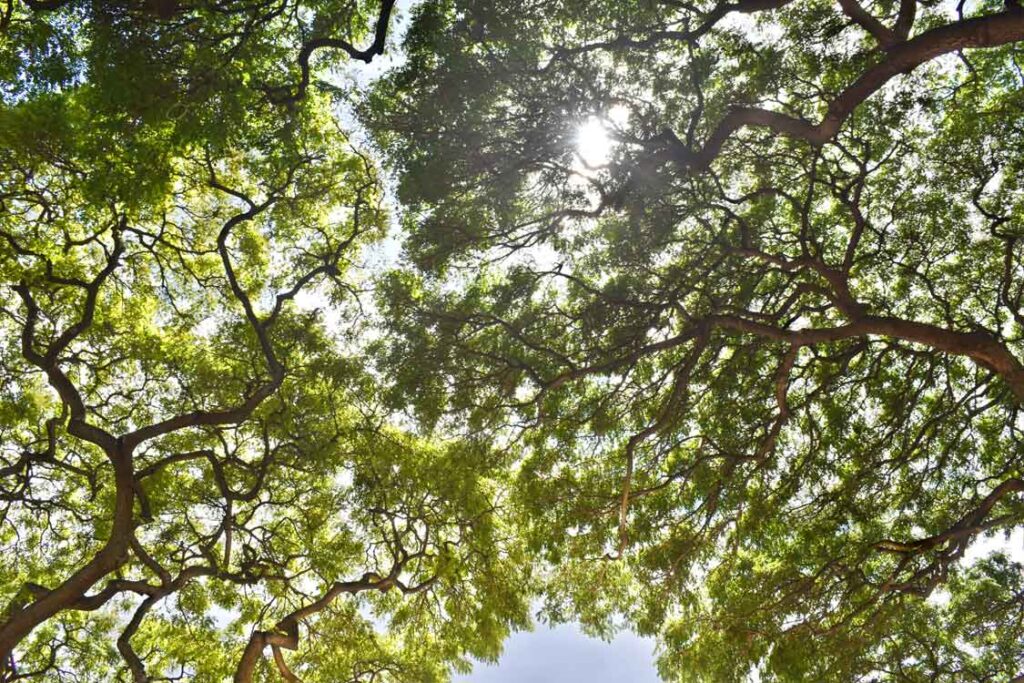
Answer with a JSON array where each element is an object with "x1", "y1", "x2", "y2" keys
[
  {"x1": 4, "y1": 0, "x2": 1024, "y2": 681},
  {"x1": 0, "y1": 1, "x2": 528, "y2": 681},
  {"x1": 367, "y1": 0, "x2": 1024, "y2": 680}
]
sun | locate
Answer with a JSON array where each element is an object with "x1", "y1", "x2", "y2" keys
[{"x1": 576, "y1": 116, "x2": 614, "y2": 167}]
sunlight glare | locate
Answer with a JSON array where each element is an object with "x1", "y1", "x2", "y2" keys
[{"x1": 576, "y1": 116, "x2": 613, "y2": 167}]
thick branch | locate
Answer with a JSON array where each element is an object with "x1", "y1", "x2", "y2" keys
[
  {"x1": 877, "y1": 478, "x2": 1024, "y2": 556},
  {"x1": 11, "y1": 224, "x2": 124, "y2": 454},
  {"x1": 662, "y1": 9, "x2": 1024, "y2": 172},
  {"x1": 0, "y1": 230, "x2": 135, "y2": 665},
  {"x1": 874, "y1": 478, "x2": 1024, "y2": 595},
  {"x1": 546, "y1": 309, "x2": 1024, "y2": 404},
  {"x1": 0, "y1": 459, "x2": 135, "y2": 665},
  {"x1": 709, "y1": 313, "x2": 1024, "y2": 401},
  {"x1": 234, "y1": 552, "x2": 435, "y2": 683}
]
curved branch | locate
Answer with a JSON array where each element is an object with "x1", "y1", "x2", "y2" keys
[
  {"x1": 0, "y1": 458, "x2": 135, "y2": 666},
  {"x1": 0, "y1": 227, "x2": 135, "y2": 666},
  {"x1": 234, "y1": 554, "x2": 435, "y2": 683},
  {"x1": 551, "y1": 0, "x2": 795, "y2": 58},
  {"x1": 233, "y1": 572, "x2": 392, "y2": 683},
  {"x1": 546, "y1": 310, "x2": 1024, "y2": 403},
  {"x1": 877, "y1": 478, "x2": 1024, "y2": 555},
  {"x1": 709, "y1": 313, "x2": 1024, "y2": 401},
  {"x1": 875, "y1": 478, "x2": 1024, "y2": 595},
  {"x1": 272, "y1": 646, "x2": 301, "y2": 683},
  {"x1": 661, "y1": 8, "x2": 1024, "y2": 172},
  {"x1": 265, "y1": 0, "x2": 397, "y2": 104},
  {"x1": 11, "y1": 222, "x2": 124, "y2": 453},
  {"x1": 122, "y1": 197, "x2": 282, "y2": 450}
]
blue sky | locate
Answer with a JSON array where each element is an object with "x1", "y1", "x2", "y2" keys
[{"x1": 453, "y1": 624, "x2": 662, "y2": 683}]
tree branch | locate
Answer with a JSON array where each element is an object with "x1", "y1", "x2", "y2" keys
[
  {"x1": 660, "y1": 9, "x2": 1024, "y2": 172},
  {"x1": 265, "y1": 0, "x2": 397, "y2": 104}
]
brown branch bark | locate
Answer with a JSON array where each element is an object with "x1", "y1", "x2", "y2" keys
[
  {"x1": 874, "y1": 477, "x2": 1024, "y2": 595},
  {"x1": 272, "y1": 646, "x2": 302, "y2": 683},
  {"x1": 546, "y1": 309, "x2": 1024, "y2": 404},
  {"x1": 0, "y1": 458, "x2": 135, "y2": 665},
  {"x1": 877, "y1": 478, "x2": 1024, "y2": 556},
  {"x1": 662, "y1": 8, "x2": 1024, "y2": 172},
  {"x1": 709, "y1": 313, "x2": 1024, "y2": 401},
  {"x1": 893, "y1": 0, "x2": 917, "y2": 40},
  {"x1": 233, "y1": 573, "x2": 392, "y2": 683},
  {"x1": 234, "y1": 555, "x2": 437, "y2": 683},
  {"x1": 0, "y1": 171, "x2": 326, "y2": 662},
  {"x1": 122, "y1": 195, "x2": 282, "y2": 450},
  {"x1": 0, "y1": 230, "x2": 134, "y2": 664}
]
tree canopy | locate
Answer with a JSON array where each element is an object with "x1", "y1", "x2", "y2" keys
[
  {"x1": 0, "y1": 1, "x2": 529, "y2": 680},
  {"x1": 367, "y1": 0, "x2": 1024, "y2": 680},
  {"x1": 3, "y1": 0, "x2": 1024, "y2": 680}
]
